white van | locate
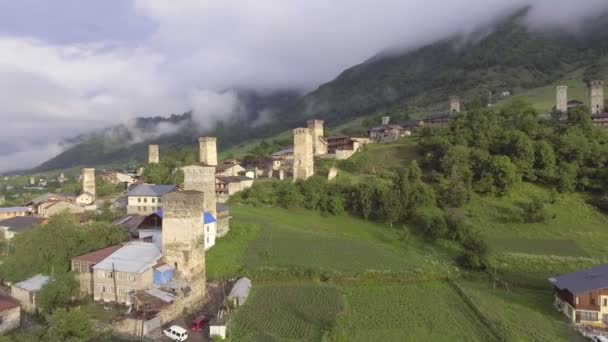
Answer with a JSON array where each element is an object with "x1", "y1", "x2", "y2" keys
[{"x1": 163, "y1": 325, "x2": 189, "y2": 341}]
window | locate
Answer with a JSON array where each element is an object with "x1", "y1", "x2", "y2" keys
[
  {"x1": 151, "y1": 198, "x2": 155, "y2": 203},
  {"x1": 206, "y1": 237, "x2": 209, "y2": 244},
  {"x1": 158, "y1": 198, "x2": 162, "y2": 203},
  {"x1": 206, "y1": 226, "x2": 209, "y2": 232},
  {"x1": 106, "y1": 271, "x2": 114, "y2": 279},
  {"x1": 129, "y1": 275, "x2": 136, "y2": 282},
  {"x1": 604, "y1": 298, "x2": 607, "y2": 307},
  {"x1": 579, "y1": 311, "x2": 598, "y2": 321},
  {"x1": 98, "y1": 271, "x2": 105, "y2": 279},
  {"x1": 117, "y1": 273, "x2": 126, "y2": 281},
  {"x1": 138, "y1": 198, "x2": 141, "y2": 203},
  {"x1": 143, "y1": 198, "x2": 147, "y2": 203},
  {"x1": 98, "y1": 284, "x2": 107, "y2": 293},
  {"x1": 0, "y1": 316, "x2": 3, "y2": 324}
]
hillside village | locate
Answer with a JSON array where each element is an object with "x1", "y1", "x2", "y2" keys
[{"x1": 0, "y1": 75, "x2": 606, "y2": 341}]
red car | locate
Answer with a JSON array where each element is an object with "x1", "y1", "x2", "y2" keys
[{"x1": 190, "y1": 315, "x2": 211, "y2": 332}]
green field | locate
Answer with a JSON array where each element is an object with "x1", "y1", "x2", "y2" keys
[
  {"x1": 330, "y1": 281, "x2": 497, "y2": 342},
  {"x1": 206, "y1": 206, "x2": 457, "y2": 280},
  {"x1": 230, "y1": 284, "x2": 344, "y2": 341},
  {"x1": 457, "y1": 280, "x2": 571, "y2": 342}
]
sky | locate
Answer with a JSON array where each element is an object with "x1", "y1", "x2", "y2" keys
[{"x1": 0, "y1": 0, "x2": 607, "y2": 172}]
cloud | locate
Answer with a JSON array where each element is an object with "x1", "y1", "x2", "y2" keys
[{"x1": 1, "y1": 0, "x2": 608, "y2": 172}]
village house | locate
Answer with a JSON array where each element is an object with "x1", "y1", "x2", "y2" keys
[
  {"x1": 271, "y1": 148, "x2": 294, "y2": 165},
  {"x1": 100, "y1": 171, "x2": 135, "y2": 186},
  {"x1": 25, "y1": 193, "x2": 74, "y2": 215},
  {"x1": 92, "y1": 242, "x2": 162, "y2": 304},
  {"x1": 38, "y1": 200, "x2": 85, "y2": 218},
  {"x1": 126, "y1": 184, "x2": 176, "y2": 215},
  {"x1": 71, "y1": 245, "x2": 123, "y2": 297},
  {"x1": 550, "y1": 264, "x2": 608, "y2": 325},
  {"x1": 216, "y1": 176, "x2": 254, "y2": 198},
  {"x1": 216, "y1": 161, "x2": 246, "y2": 177},
  {"x1": 11, "y1": 274, "x2": 50, "y2": 313},
  {"x1": 75, "y1": 192, "x2": 95, "y2": 205},
  {"x1": 0, "y1": 207, "x2": 30, "y2": 220},
  {"x1": 0, "y1": 295, "x2": 20, "y2": 334},
  {"x1": 0, "y1": 216, "x2": 46, "y2": 240},
  {"x1": 368, "y1": 124, "x2": 408, "y2": 143}
]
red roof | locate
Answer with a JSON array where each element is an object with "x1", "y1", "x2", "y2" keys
[
  {"x1": 71, "y1": 245, "x2": 122, "y2": 264},
  {"x1": 0, "y1": 295, "x2": 19, "y2": 311}
]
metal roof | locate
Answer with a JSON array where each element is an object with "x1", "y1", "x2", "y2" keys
[
  {"x1": 71, "y1": 245, "x2": 122, "y2": 264},
  {"x1": 126, "y1": 184, "x2": 176, "y2": 197},
  {"x1": 228, "y1": 277, "x2": 251, "y2": 300},
  {"x1": 0, "y1": 216, "x2": 45, "y2": 233},
  {"x1": 549, "y1": 264, "x2": 608, "y2": 294},
  {"x1": 271, "y1": 148, "x2": 293, "y2": 157},
  {"x1": 13, "y1": 274, "x2": 50, "y2": 292},
  {"x1": 0, "y1": 207, "x2": 29, "y2": 214},
  {"x1": 145, "y1": 288, "x2": 176, "y2": 303},
  {"x1": 0, "y1": 294, "x2": 19, "y2": 311},
  {"x1": 93, "y1": 242, "x2": 161, "y2": 274}
]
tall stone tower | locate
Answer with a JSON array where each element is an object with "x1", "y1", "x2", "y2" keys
[
  {"x1": 82, "y1": 168, "x2": 96, "y2": 196},
  {"x1": 148, "y1": 144, "x2": 159, "y2": 164},
  {"x1": 589, "y1": 80, "x2": 605, "y2": 114},
  {"x1": 556, "y1": 85, "x2": 568, "y2": 113},
  {"x1": 293, "y1": 128, "x2": 314, "y2": 180},
  {"x1": 198, "y1": 137, "x2": 217, "y2": 166},
  {"x1": 306, "y1": 119, "x2": 327, "y2": 156},
  {"x1": 381, "y1": 116, "x2": 390, "y2": 125},
  {"x1": 161, "y1": 191, "x2": 206, "y2": 302},
  {"x1": 181, "y1": 165, "x2": 217, "y2": 219},
  {"x1": 450, "y1": 96, "x2": 461, "y2": 113}
]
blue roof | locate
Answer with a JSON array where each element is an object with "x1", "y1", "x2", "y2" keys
[
  {"x1": 204, "y1": 212, "x2": 216, "y2": 224},
  {"x1": 549, "y1": 264, "x2": 608, "y2": 294},
  {"x1": 126, "y1": 184, "x2": 176, "y2": 197},
  {"x1": 155, "y1": 210, "x2": 216, "y2": 224}
]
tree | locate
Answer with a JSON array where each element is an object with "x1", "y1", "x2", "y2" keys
[
  {"x1": 38, "y1": 273, "x2": 78, "y2": 314},
  {"x1": 356, "y1": 182, "x2": 375, "y2": 220},
  {"x1": 458, "y1": 233, "x2": 489, "y2": 270},
  {"x1": 379, "y1": 189, "x2": 402, "y2": 226},
  {"x1": 557, "y1": 162, "x2": 578, "y2": 193},
  {"x1": 488, "y1": 156, "x2": 520, "y2": 196},
  {"x1": 47, "y1": 308, "x2": 97, "y2": 342},
  {"x1": 534, "y1": 141, "x2": 557, "y2": 183},
  {"x1": 415, "y1": 209, "x2": 447, "y2": 241}
]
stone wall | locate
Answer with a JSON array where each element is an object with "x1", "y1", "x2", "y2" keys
[
  {"x1": 307, "y1": 119, "x2": 327, "y2": 155},
  {"x1": 148, "y1": 145, "x2": 160, "y2": 164},
  {"x1": 293, "y1": 128, "x2": 314, "y2": 180},
  {"x1": 198, "y1": 137, "x2": 218, "y2": 166},
  {"x1": 82, "y1": 168, "x2": 96, "y2": 196},
  {"x1": 0, "y1": 306, "x2": 20, "y2": 334},
  {"x1": 556, "y1": 85, "x2": 568, "y2": 112},
  {"x1": 589, "y1": 80, "x2": 605, "y2": 114},
  {"x1": 182, "y1": 165, "x2": 217, "y2": 218},
  {"x1": 161, "y1": 191, "x2": 206, "y2": 303}
]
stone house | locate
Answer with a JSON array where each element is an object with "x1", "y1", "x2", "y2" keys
[
  {"x1": 11, "y1": 274, "x2": 50, "y2": 313},
  {"x1": 550, "y1": 264, "x2": 608, "y2": 325},
  {"x1": 271, "y1": 148, "x2": 294, "y2": 165},
  {"x1": 92, "y1": 242, "x2": 162, "y2": 304},
  {"x1": 0, "y1": 295, "x2": 20, "y2": 334},
  {"x1": 71, "y1": 245, "x2": 123, "y2": 297},
  {"x1": 368, "y1": 124, "x2": 408, "y2": 143},
  {"x1": 126, "y1": 184, "x2": 176, "y2": 215},
  {"x1": 215, "y1": 176, "x2": 254, "y2": 197},
  {"x1": 0, "y1": 216, "x2": 46, "y2": 240},
  {"x1": 38, "y1": 200, "x2": 85, "y2": 218},
  {"x1": 216, "y1": 162, "x2": 246, "y2": 177},
  {"x1": 0, "y1": 207, "x2": 30, "y2": 220},
  {"x1": 75, "y1": 192, "x2": 95, "y2": 205}
]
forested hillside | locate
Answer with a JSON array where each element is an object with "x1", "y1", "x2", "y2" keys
[{"x1": 33, "y1": 8, "x2": 608, "y2": 172}]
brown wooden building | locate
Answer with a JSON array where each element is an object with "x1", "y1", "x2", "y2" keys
[{"x1": 550, "y1": 264, "x2": 608, "y2": 325}]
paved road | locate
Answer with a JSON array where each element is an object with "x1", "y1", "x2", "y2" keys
[{"x1": 156, "y1": 318, "x2": 207, "y2": 342}]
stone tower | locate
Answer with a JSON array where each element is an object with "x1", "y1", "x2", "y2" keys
[
  {"x1": 293, "y1": 128, "x2": 314, "y2": 180},
  {"x1": 181, "y1": 165, "x2": 217, "y2": 219},
  {"x1": 82, "y1": 168, "x2": 96, "y2": 196},
  {"x1": 556, "y1": 85, "x2": 568, "y2": 113},
  {"x1": 589, "y1": 80, "x2": 605, "y2": 114},
  {"x1": 306, "y1": 119, "x2": 327, "y2": 156},
  {"x1": 450, "y1": 96, "x2": 460, "y2": 113},
  {"x1": 148, "y1": 144, "x2": 159, "y2": 164},
  {"x1": 161, "y1": 191, "x2": 206, "y2": 302},
  {"x1": 198, "y1": 137, "x2": 217, "y2": 166},
  {"x1": 381, "y1": 116, "x2": 390, "y2": 125}
]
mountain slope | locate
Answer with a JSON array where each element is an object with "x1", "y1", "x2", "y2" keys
[{"x1": 34, "y1": 8, "x2": 608, "y2": 172}]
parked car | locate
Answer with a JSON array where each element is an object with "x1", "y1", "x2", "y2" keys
[
  {"x1": 163, "y1": 325, "x2": 189, "y2": 341},
  {"x1": 191, "y1": 315, "x2": 211, "y2": 332},
  {"x1": 592, "y1": 336, "x2": 608, "y2": 342}
]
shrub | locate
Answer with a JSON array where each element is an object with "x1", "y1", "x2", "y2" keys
[{"x1": 414, "y1": 208, "x2": 447, "y2": 241}]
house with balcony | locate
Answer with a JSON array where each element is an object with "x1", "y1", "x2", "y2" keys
[
  {"x1": 549, "y1": 264, "x2": 608, "y2": 325},
  {"x1": 125, "y1": 184, "x2": 176, "y2": 215}
]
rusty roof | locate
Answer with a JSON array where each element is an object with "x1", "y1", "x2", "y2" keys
[
  {"x1": 0, "y1": 294, "x2": 19, "y2": 311},
  {"x1": 71, "y1": 245, "x2": 122, "y2": 264}
]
